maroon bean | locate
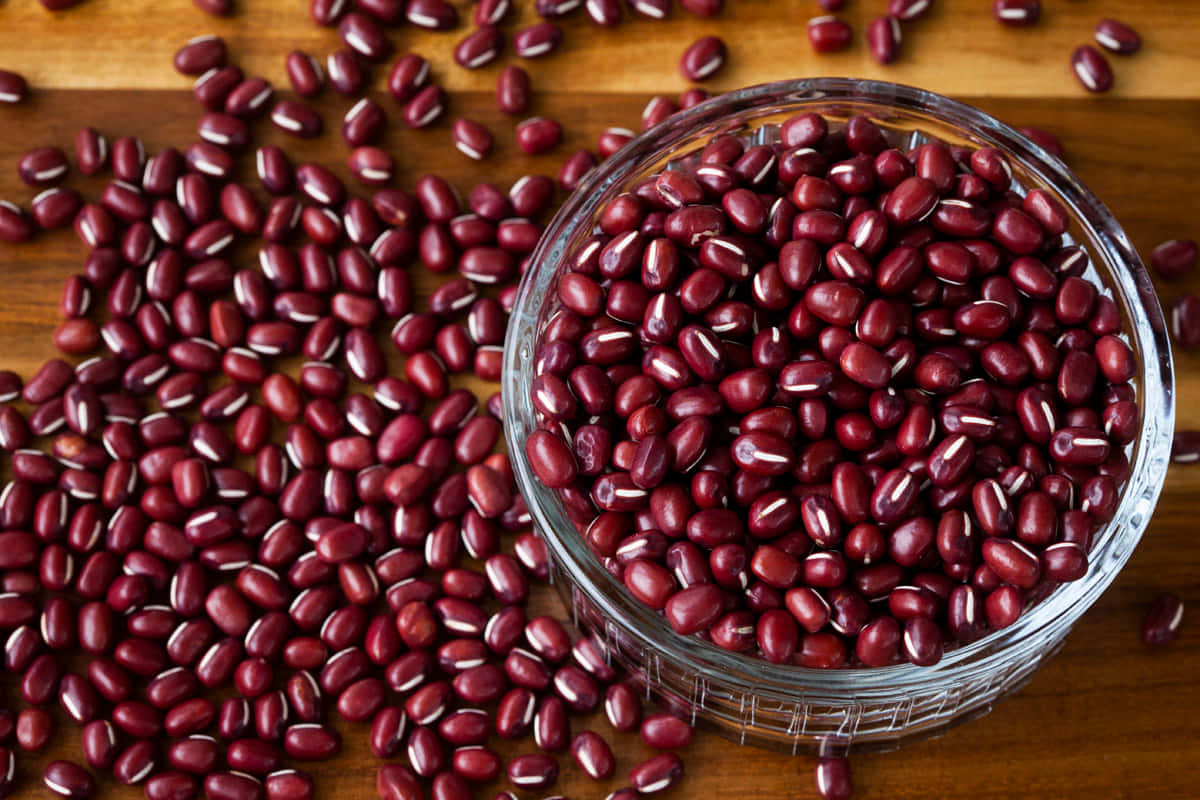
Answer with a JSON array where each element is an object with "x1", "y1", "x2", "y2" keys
[
  {"x1": 640, "y1": 713, "x2": 692, "y2": 749},
  {"x1": 507, "y1": 753, "x2": 559, "y2": 790},
  {"x1": 992, "y1": 0, "x2": 1039, "y2": 25},
  {"x1": 867, "y1": 15, "x2": 902, "y2": 64},
  {"x1": 1150, "y1": 239, "x2": 1196, "y2": 280},
  {"x1": 0, "y1": 69, "x2": 29, "y2": 104},
  {"x1": 452, "y1": 746, "x2": 502, "y2": 783},
  {"x1": 814, "y1": 756, "x2": 853, "y2": 800},
  {"x1": 1071, "y1": 45, "x2": 1114, "y2": 93},
  {"x1": 1095, "y1": 18, "x2": 1141, "y2": 55},
  {"x1": 490, "y1": 65, "x2": 533, "y2": 116},
  {"x1": 513, "y1": 22, "x2": 563, "y2": 59},
  {"x1": 1171, "y1": 294, "x2": 1200, "y2": 348},
  {"x1": 43, "y1": 761, "x2": 96, "y2": 798},
  {"x1": 283, "y1": 723, "x2": 341, "y2": 760},
  {"x1": 377, "y1": 764, "x2": 422, "y2": 800},
  {"x1": 285, "y1": 50, "x2": 325, "y2": 95},
  {"x1": 406, "y1": 0, "x2": 457, "y2": 28},
  {"x1": 270, "y1": 101, "x2": 323, "y2": 138},
  {"x1": 19, "y1": 146, "x2": 70, "y2": 187},
  {"x1": 1142, "y1": 593, "x2": 1183, "y2": 645},
  {"x1": 17, "y1": 707, "x2": 54, "y2": 750},
  {"x1": 204, "y1": 772, "x2": 264, "y2": 800},
  {"x1": 404, "y1": 85, "x2": 447, "y2": 128},
  {"x1": 571, "y1": 731, "x2": 616, "y2": 780},
  {"x1": 807, "y1": 16, "x2": 852, "y2": 53},
  {"x1": 630, "y1": 753, "x2": 684, "y2": 794},
  {"x1": 516, "y1": 117, "x2": 563, "y2": 155},
  {"x1": 266, "y1": 770, "x2": 312, "y2": 800},
  {"x1": 533, "y1": 695, "x2": 570, "y2": 751},
  {"x1": 679, "y1": 35, "x2": 727, "y2": 81},
  {"x1": 664, "y1": 584, "x2": 724, "y2": 634}
]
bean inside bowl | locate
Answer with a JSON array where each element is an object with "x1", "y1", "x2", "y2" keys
[{"x1": 504, "y1": 79, "x2": 1174, "y2": 751}]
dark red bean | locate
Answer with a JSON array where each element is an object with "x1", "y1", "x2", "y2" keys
[
  {"x1": 1095, "y1": 18, "x2": 1141, "y2": 55},
  {"x1": 629, "y1": 753, "x2": 684, "y2": 794},
  {"x1": 867, "y1": 16, "x2": 902, "y2": 64},
  {"x1": 807, "y1": 16, "x2": 852, "y2": 53},
  {"x1": 43, "y1": 761, "x2": 96, "y2": 799},
  {"x1": 516, "y1": 118, "x2": 563, "y2": 155},
  {"x1": 496, "y1": 65, "x2": 531, "y2": 115},
  {"x1": 679, "y1": 36, "x2": 727, "y2": 81},
  {"x1": 992, "y1": 0, "x2": 1039, "y2": 25},
  {"x1": 1151, "y1": 239, "x2": 1196, "y2": 280},
  {"x1": 814, "y1": 756, "x2": 852, "y2": 800},
  {"x1": 513, "y1": 22, "x2": 563, "y2": 58},
  {"x1": 405, "y1": 86, "x2": 447, "y2": 128},
  {"x1": 377, "y1": 764, "x2": 422, "y2": 800},
  {"x1": 571, "y1": 731, "x2": 616, "y2": 780},
  {"x1": 1071, "y1": 46, "x2": 1114, "y2": 93},
  {"x1": 640, "y1": 713, "x2": 692, "y2": 749},
  {"x1": 1142, "y1": 593, "x2": 1183, "y2": 645},
  {"x1": 0, "y1": 69, "x2": 29, "y2": 104}
]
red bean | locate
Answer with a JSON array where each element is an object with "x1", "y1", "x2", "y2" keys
[
  {"x1": 992, "y1": 0, "x2": 1039, "y2": 25},
  {"x1": 629, "y1": 752, "x2": 684, "y2": 794},
  {"x1": 814, "y1": 756, "x2": 853, "y2": 800},
  {"x1": 866, "y1": 16, "x2": 902, "y2": 64},
  {"x1": 679, "y1": 36, "x2": 727, "y2": 81},
  {"x1": 887, "y1": 0, "x2": 930, "y2": 20},
  {"x1": 807, "y1": 16, "x2": 853, "y2": 53},
  {"x1": 19, "y1": 146, "x2": 70, "y2": 187},
  {"x1": 406, "y1": 0, "x2": 457, "y2": 29},
  {"x1": 377, "y1": 764, "x2": 422, "y2": 800},
  {"x1": 1141, "y1": 593, "x2": 1183, "y2": 645},
  {"x1": 494, "y1": 65, "x2": 532, "y2": 115},
  {"x1": 571, "y1": 730, "x2": 616, "y2": 780},
  {"x1": 513, "y1": 22, "x2": 563, "y2": 58},
  {"x1": 43, "y1": 760, "x2": 96, "y2": 799},
  {"x1": 507, "y1": 753, "x2": 559, "y2": 790},
  {"x1": 640, "y1": 712, "x2": 693, "y2": 749},
  {"x1": 1151, "y1": 239, "x2": 1196, "y2": 280},
  {"x1": 0, "y1": 69, "x2": 29, "y2": 104},
  {"x1": 516, "y1": 117, "x2": 563, "y2": 155},
  {"x1": 1094, "y1": 18, "x2": 1141, "y2": 55},
  {"x1": 1071, "y1": 45, "x2": 1114, "y2": 93}
]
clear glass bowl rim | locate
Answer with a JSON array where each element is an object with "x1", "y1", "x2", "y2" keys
[{"x1": 502, "y1": 78, "x2": 1175, "y2": 701}]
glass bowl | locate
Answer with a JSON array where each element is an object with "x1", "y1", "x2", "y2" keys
[{"x1": 502, "y1": 79, "x2": 1174, "y2": 753}]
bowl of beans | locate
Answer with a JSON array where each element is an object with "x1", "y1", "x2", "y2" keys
[{"x1": 503, "y1": 78, "x2": 1174, "y2": 752}]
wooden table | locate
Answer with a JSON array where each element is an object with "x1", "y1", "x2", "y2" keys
[{"x1": 1, "y1": 1, "x2": 1198, "y2": 798}]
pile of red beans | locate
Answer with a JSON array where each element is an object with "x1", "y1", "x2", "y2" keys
[
  {"x1": 525, "y1": 110, "x2": 1140, "y2": 671},
  {"x1": 0, "y1": 3, "x2": 747, "y2": 799}
]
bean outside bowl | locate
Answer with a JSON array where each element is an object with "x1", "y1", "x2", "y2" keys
[{"x1": 502, "y1": 79, "x2": 1174, "y2": 752}]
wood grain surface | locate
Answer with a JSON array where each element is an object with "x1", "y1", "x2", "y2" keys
[{"x1": 1, "y1": 1, "x2": 1198, "y2": 798}]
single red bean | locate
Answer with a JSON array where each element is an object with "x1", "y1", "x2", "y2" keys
[
  {"x1": 807, "y1": 16, "x2": 853, "y2": 53},
  {"x1": 43, "y1": 761, "x2": 96, "y2": 799},
  {"x1": 516, "y1": 118, "x2": 563, "y2": 155},
  {"x1": 1071, "y1": 46, "x2": 1114, "y2": 93},
  {"x1": 679, "y1": 36, "x2": 727, "y2": 81},
  {"x1": 629, "y1": 753, "x2": 684, "y2": 794},
  {"x1": 507, "y1": 753, "x2": 559, "y2": 790},
  {"x1": 0, "y1": 69, "x2": 29, "y2": 104},
  {"x1": 992, "y1": 0, "x2": 1039, "y2": 26},
  {"x1": 1142, "y1": 593, "x2": 1183, "y2": 645},
  {"x1": 496, "y1": 65, "x2": 531, "y2": 115},
  {"x1": 1151, "y1": 239, "x2": 1196, "y2": 280},
  {"x1": 1094, "y1": 18, "x2": 1141, "y2": 55},
  {"x1": 814, "y1": 756, "x2": 853, "y2": 800}
]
